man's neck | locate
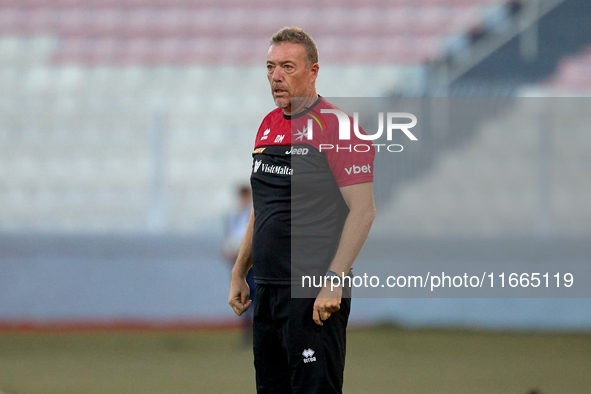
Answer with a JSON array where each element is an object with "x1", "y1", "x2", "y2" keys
[{"x1": 282, "y1": 94, "x2": 318, "y2": 117}]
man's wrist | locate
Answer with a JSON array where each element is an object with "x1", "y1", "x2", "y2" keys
[
  {"x1": 231, "y1": 265, "x2": 250, "y2": 279},
  {"x1": 324, "y1": 270, "x2": 343, "y2": 289}
]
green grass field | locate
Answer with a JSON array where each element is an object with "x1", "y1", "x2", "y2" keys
[{"x1": 0, "y1": 326, "x2": 589, "y2": 394}]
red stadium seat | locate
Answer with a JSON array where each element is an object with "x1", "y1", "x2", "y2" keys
[{"x1": 1, "y1": 0, "x2": 507, "y2": 66}]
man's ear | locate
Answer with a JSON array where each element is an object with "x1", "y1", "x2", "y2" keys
[{"x1": 309, "y1": 63, "x2": 319, "y2": 84}]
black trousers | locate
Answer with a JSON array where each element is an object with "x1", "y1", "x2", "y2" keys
[{"x1": 253, "y1": 284, "x2": 351, "y2": 394}]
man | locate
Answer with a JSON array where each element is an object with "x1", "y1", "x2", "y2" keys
[{"x1": 228, "y1": 27, "x2": 376, "y2": 394}]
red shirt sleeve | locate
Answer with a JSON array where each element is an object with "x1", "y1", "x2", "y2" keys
[{"x1": 325, "y1": 124, "x2": 375, "y2": 188}]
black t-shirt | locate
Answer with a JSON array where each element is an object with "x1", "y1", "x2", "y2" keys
[{"x1": 250, "y1": 97, "x2": 374, "y2": 285}]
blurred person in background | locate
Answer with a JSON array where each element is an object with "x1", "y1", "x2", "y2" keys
[
  {"x1": 222, "y1": 184, "x2": 255, "y2": 345},
  {"x1": 228, "y1": 27, "x2": 375, "y2": 394}
]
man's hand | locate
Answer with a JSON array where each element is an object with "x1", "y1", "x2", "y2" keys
[
  {"x1": 313, "y1": 284, "x2": 342, "y2": 326},
  {"x1": 229, "y1": 275, "x2": 252, "y2": 316}
]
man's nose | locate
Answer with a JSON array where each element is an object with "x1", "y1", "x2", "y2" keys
[{"x1": 272, "y1": 67, "x2": 283, "y2": 82}]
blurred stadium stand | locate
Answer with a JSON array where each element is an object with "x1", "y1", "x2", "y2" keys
[
  {"x1": 1, "y1": 0, "x2": 591, "y2": 329},
  {"x1": 0, "y1": 0, "x2": 512, "y2": 234},
  {"x1": 373, "y1": 98, "x2": 591, "y2": 237},
  {"x1": 541, "y1": 47, "x2": 591, "y2": 94},
  {"x1": 372, "y1": 0, "x2": 591, "y2": 237}
]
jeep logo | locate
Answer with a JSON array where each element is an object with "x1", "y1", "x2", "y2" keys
[{"x1": 285, "y1": 147, "x2": 309, "y2": 155}]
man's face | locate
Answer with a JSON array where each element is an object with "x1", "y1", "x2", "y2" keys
[{"x1": 267, "y1": 43, "x2": 317, "y2": 111}]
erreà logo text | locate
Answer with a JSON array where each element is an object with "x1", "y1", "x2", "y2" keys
[{"x1": 302, "y1": 348, "x2": 316, "y2": 363}]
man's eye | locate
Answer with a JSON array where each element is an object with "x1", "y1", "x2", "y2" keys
[
  {"x1": 267, "y1": 65, "x2": 274, "y2": 71},
  {"x1": 284, "y1": 65, "x2": 293, "y2": 70}
]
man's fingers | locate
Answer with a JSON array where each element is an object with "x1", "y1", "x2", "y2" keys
[
  {"x1": 313, "y1": 306, "x2": 333, "y2": 326},
  {"x1": 313, "y1": 297, "x2": 342, "y2": 326},
  {"x1": 229, "y1": 299, "x2": 243, "y2": 316},
  {"x1": 240, "y1": 291, "x2": 249, "y2": 305},
  {"x1": 313, "y1": 307, "x2": 323, "y2": 326},
  {"x1": 229, "y1": 297, "x2": 251, "y2": 317},
  {"x1": 323, "y1": 301, "x2": 340, "y2": 314},
  {"x1": 228, "y1": 278, "x2": 252, "y2": 317},
  {"x1": 231, "y1": 304, "x2": 244, "y2": 316}
]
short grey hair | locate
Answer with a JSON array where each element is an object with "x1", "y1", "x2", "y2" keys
[{"x1": 270, "y1": 26, "x2": 318, "y2": 66}]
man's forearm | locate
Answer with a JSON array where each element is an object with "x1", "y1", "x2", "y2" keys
[
  {"x1": 231, "y1": 208, "x2": 255, "y2": 279},
  {"x1": 328, "y1": 183, "x2": 376, "y2": 277},
  {"x1": 313, "y1": 183, "x2": 375, "y2": 324},
  {"x1": 328, "y1": 205, "x2": 375, "y2": 276}
]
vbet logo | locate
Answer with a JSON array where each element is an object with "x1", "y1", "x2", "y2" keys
[
  {"x1": 299, "y1": 109, "x2": 418, "y2": 153},
  {"x1": 344, "y1": 164, "x2": 371, "y2": 175}
]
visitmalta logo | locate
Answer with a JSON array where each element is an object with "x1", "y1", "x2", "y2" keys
[{"x1": 253, "y1": 160, "x2": 262, "y2": 173}]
